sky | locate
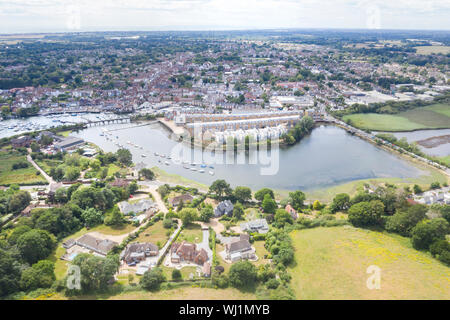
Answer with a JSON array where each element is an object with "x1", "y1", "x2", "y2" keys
[{"x1": 0, "y1": 0, "x2": 449, "y2": 34}]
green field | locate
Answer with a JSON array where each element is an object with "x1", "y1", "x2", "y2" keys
[
  {"x1": 48, "y1": 287, "x2": 256, "y2": 300},
  {"x1": 132, "y1": 220, "x2": 169, "y2": 247},
  {"x1": 343, "y1": 103, "x2": 450, "y2": 132},
  {"x1": 415, "y1": 46, "x2": 450, "y2": 55},
  {"x1": 0, "y1": 151, "x2": 47, "y2": 185},
  {"x1": 289, "y1": 226, "x2": 450, "y2": 299},
  {"x1": 178, "y1": 223, "x2": 203, "y2": 244}
]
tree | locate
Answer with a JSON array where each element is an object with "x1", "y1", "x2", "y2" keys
[
  {"x1": 229, "y1": 261, "x2": 257, "y2": 288},
  {"x1": 233, "y1": 202, "x2": 245, "y2": 220},
  {"x1": 104, "y1": 207, "x2": 125, "y2": 226},
  {"x1": 8, "y1": 190, "x2": 31, "y2": 213},
  {"x1": 178, "y1": 208, "x2": 198, "y2": 226},
  {"x1": 254, "y1": 188, "x2": 274, "y2": 202},
  {"x1": 81, "y1": 208, "x2": 104, "y2": 228},
  {"x1": 17, "y1": 229, "x2": 56, "y2": 264},
  {"x1": 312, "y1": 200, "x2": 322, "y2": 210},
  {"x1": 127, "y1": 181, "x2": 138, "y2": 195},
  {"x1": 116, "y1": 148, "x2": 132, "y2": 166},
  {"x1": 274, "y1": 208, "x2": 293, "y2": 227},
  {"x1": 140, "y1": 267, "x2": 166, "y2": 291},
  {"x1": 199, "y1": 205, "x2": 214, "y2": 222},
  {"x1": 71, "y1": 253, "x2": 119, "y2": 292},
  {"x1": 348, "y1": 200, "x2": 384, "y2": 227},
  {"x1": 20, "y1": 260, "x2": 55, "y2": 291},
  {"x1": 209, "y1": 179, "x2": 232, "y2": 199},
  {"x1": 430, "y1": 182, "x2": 441, "y2": 190},
  {"x1": 54, "y1": 187, "x2": 68, "y2": 204},
  {"x1": 413, "y1": 184, "x2": 423, "y2": 194},
  {"x1": 172, "y1": 269, "x2": 182, "y2": 281},
  {"x1": 64, "y1": 166, "x2": 81, "y2": 181},
  {"x1": 411, "y1": 218, "x2": 449, "y2": 250},
  {"x1": 0, "y1": 248, "x2": 22, "y2": 297},
  {"x1": 233, "y1": 186, "x2": 252, "y2": 203},
  {"x1": 289, "y1": 191, "x2": 305, "y2": 211},
  {"x1": 385, "y1": 204, "x2": 428, "y2": 236},
  {"x1": 262, "y1": 193, "x2": 277, "y2": 214},
  {"x1": 139, "y1": 168, "x2": 155, "y2": 180},
  {"x1": 157, "y1": 184, "x2": 171, "y2": 198},
  {"x1": 330, "y1": 193, "x2": 350, "y2": 213}
]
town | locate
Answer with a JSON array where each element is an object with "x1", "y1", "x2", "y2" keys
[{"x1": 0, "y1": 28, "x2": 449, "y2": 302}]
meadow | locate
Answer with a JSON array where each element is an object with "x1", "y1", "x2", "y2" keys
[
  {"x1": 289, "y1": 226, "x2": 450, "y2": 299},
  {"x1": 415, "y1": 45, "x2": 450, "y2": 55},
  {"x1": 342, "y1": 103, "x2": 450, "y2": 132},
  {"x1": 0, "y1": 151, "x2": 47, "y2": 185}
]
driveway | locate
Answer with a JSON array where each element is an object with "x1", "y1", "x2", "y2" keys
[
  {"x1": 138, "y1": 182, "x2": 168, "y2": 214},
  {"x1": 197, "y1": 228, "x2": 213, "y2": 261}
]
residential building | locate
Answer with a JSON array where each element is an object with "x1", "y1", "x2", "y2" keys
[
  {"x1": 214, "y1": 200, "x2": 234, "y2": 217},
  {"x1": 240, "y1": 219, "x2": 269, "y2": 234}
]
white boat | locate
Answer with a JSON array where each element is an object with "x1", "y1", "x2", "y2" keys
[
  {"x1": 165, "y1": 161, "x2": 170, "y2": 165},
  {"x1": 190, "y1": 167, "x2": 197, "y2": 171},
  {"x1": 141, "y1": 154, "x2": 146, "y2": 157},
  {"x1": 198, "y1": 169, "x2": 205, "y2": 173},
  {"x1": 154, "y1": 152, "x2": 159, "y2": 156},
  {"x1": 209, "y1": 171, "x2": 215, "y2": 175},
  {"x1": 183, "y1": 165, "x2": 190, "y2": 169}
]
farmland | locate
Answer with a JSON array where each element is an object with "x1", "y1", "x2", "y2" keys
[
  {"x1": 0, "y1": 151, "x2": 47, "y2": 185},
  {"x1": 343, "y1": 103, "x2": 450, "y2": 132},
  {"x1": 289, "y1": 226, "x2": 450, "y2": 299},
  {"x1": 415, "y1": 45, "x2": 450, "y2": 55}
]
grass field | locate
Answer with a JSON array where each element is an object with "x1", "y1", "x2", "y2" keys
[
  {"x1": 0, "y1": 151, "x2": 47, "y2": 185},
  {"x1": 278, "y1": 158, "x2": 449, "y2": 203},
  {"x1": 178, "y1": 223, "x2": 203, "y2": 244},
  {"x1": 132, "y1": 220, "x2": 169, "y2": 247},
  {"x1": 342, "y1": 103, "x2": 450, "y2": 132},
  {"x1": 289, "y1": 226, "x2": 450, "y2": 299},
  {"x1": 415, "y1": 45, "x2": 450, "y2": 55},
  {"x1": 49, "y1": 287, "x2": 256, "y2": 300},
  {"x1": 438, "y1": 156, "x2": 450, "y2": 166},
  {"x1": 151, "y1": 166, "x2": 209, "y2": 191}
]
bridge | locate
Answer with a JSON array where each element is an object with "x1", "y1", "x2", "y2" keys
[{"x1": 82, "y1": 117, "x2": 131, "y2": 127}]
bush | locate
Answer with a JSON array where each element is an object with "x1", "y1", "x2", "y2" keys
[
  {"x1": 265, "y1": 278, "x2": 280, "y2": 289},
  {"x1": 12, "y1": 161, "x2": 29, "y2": 170},
  {"x1": 229, "y1": 261, "x2": 257, "y2": 288},
  {"x1": 140, "y1": 267, "x2": 166, "y2": 291},
  {"x1": 429, "y1": 240, "x2": 450, "y2": 265},
  {"x1": 172, "y1": 269, "x2": 182, "y2": 281},
  {"x1": 411, "y1": 218, "x2": 449, "y2": 250}
]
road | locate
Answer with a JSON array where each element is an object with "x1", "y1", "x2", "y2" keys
[
  {"x1": 26, "y1": 149, "x2": 54, "y2": 190},
  {"x1": 138, "y1": 181, "x2": 168, "y2": 213}
]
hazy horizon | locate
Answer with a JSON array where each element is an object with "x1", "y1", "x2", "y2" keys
[{"x1": 1, "y1": 0, "x2": 449, "y2": 34}]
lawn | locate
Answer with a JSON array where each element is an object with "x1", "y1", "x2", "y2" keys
[
  {"x1": 343, "y1": 113, "x2": 426, "y2": 131},
  {"x1": 178, "y1": 223, "x2": 203, "y2": 244},
  {"x1": 0, "y1": 151, "x2": 47, "y2": 185},
  {"x1": 253, "y1": 241, "x2": 270, "y2": 267},
  {"x1": 289, "y1": 226, "x2": 450, "y2": 299},
  {"x1": 303, "y1": 156, "x2": 449, "y2": 203},
  {"x1": 437, "y1": 155, "x2": 450, "y2": 166},
  {"x1": 244, "y1": 208, "x2": 263, "y2": 221},
  {"x1": 415, "y1": 45, "x2": 450, "y2": 55},
  {"x1": 151, "y1": 166, "x2": 208, "y2": 191},
  {"x1": 343, "y1": 103, "x2": 450, "y2": 132},
  {"x1": 49, "y1": 287, "x2": 256, "y2": 300},
  {"x1": 35, "y1": 158, "x2": 64, "y2": 175},
  {"x1": 132, "y1": 220, "x2": 169, "y2": 247},
  {"x1": 161, "y1": 266, "x2": 199, "y2": 280}
]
